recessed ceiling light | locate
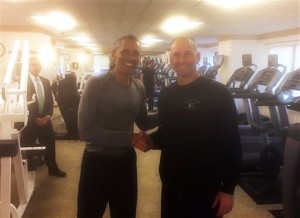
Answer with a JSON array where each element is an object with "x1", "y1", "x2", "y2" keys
[
  {"x1": 161, "y1": 16, "x2": 203, "y2": 34},
  {"x1": 32, "y1": 12, "x2": 76, "y2": 31},
  {"x1": 141, "y1": 36, "x2": 162, "y2": 47},
  {"x1": 70, "y1": 36, "x2": 91, "y2": 43}
]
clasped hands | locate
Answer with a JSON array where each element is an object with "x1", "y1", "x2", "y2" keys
[
  {"x1": 132, "y1": 131, "x2": 153, "y2": 152},
  {"x1": 35, "y1": 115, "x2": 51, "y2": 126}
]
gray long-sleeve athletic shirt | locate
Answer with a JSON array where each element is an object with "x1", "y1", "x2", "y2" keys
[{"x1": 78, "y1": 71, "x2": 151, "y2": 155}]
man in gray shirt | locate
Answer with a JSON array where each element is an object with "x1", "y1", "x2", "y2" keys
[{"x1": 77, "y1": 35, "x2": 157, "y2": 218}]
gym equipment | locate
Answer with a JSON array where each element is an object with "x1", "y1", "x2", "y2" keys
[
  {"x1": 276, "y1": 70, "x2": 300, "y2": 214},
  {"x1": 226, "y1": 54, "x2": 258, "y2": 125},
  {"x1": 0, "y1": 40, "x2": 45, "y2": 218},
  {"x1": 203, "y1": 54, "x2": 224, "y2": 80},
  {"x1": 54, "y1": 71, "x2": 80, "y2": 139},
  {"x1": 197, "y1": 57, "x2": 211, "y2": 76},
  {"x1": 255, "y1": 68, "x2": 300, "y2": 136},
  {"x1": 238, "y1": 68, "x2": 299, "y2": 200},
  {"x1": 226, "y1": 54, "x2": 257, "y2": 91},
  {"x1": 280, "y1": 105, "x2": 300, "y2": 218},
  {"x1": 232, "y1": 54, "x2": 287, "y2": 172},
  {"x1": 233, "y1": 54, "x2": 286, "y2": 135}
]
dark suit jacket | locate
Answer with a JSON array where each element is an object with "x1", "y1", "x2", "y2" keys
[{"x1": 27, "y1": 76, "x2": 54, "y2": 125}]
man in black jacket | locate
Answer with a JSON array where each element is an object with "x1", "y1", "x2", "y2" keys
[
  {"x1": 141, "y1": 59, "x2": 156, "y2": 111},
  {"x1": 136, "y1": 37, "x2": 242, "y2": 218},
  {"x1": 21, "y1": 57, "x2": 66, "y2": 177}
]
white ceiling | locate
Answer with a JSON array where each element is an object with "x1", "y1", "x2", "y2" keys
[{"x1": 0, "y1": 0, "x2": 299, "y2": 54}]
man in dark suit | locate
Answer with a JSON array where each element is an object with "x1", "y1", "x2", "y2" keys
[{"x1": 21, "y1": 57, "x2": 66, "y2": 177}]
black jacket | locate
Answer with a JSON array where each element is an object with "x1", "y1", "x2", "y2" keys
[{"x1": 26, "y1": 76, "x2": 54, "y2": 125}]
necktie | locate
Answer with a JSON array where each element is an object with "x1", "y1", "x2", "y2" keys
[{"x1": 35, "y1": 78, "x2": 45, "y2": 114}]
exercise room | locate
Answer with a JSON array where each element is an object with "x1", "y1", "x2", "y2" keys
[{"x1": 0, "y1": 0, "x2": 299, "y2": 217}]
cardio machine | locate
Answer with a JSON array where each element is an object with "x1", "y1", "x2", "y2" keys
[
  {"x1": 247, "y1": 68, "x2": 300, "y2": 204},
  {"x1": 232, "y1": 54, "x2": 287, "y2": 172},
  {"x1": 237, "y1": 66, "x2": 300, "y2": 202},
  {"x1": 226, "y1": 54, "x2": 258, "y2": 124},
  {"x1": 197, "y1": 57, "x2": 211, "y2": 76},
  {"x1": 226, "y1": 54, "x2": 257, "y2": 91},
  {"x1": 280, "y1": 122, "x2": 300, "y2": 218},
  {"x1": 203, "y1": 54, "x2": 224, "y2": 80},
  {"x1": 53, "y1": 71, "x2": 80, "y2": 139}
]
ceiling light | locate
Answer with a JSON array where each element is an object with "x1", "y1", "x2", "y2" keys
[
  {"x1": 85, "y1": 44, "x2": 100, "y2": 51},
  {"x1": 141, "y1": 36, "x2": 162, "y2": 47},
  {"x1": 32, "y1": 12, "x2": 76, "y2": 31},
  {"x1": 203, "y1": 0, "x2": 269, "y2": 10},
  {"x1": 161, "y1": 16, "x2": 203, "y2": 34},
  {"x1": 70, "y1": 36, "x2": 91, "y2": 43}
]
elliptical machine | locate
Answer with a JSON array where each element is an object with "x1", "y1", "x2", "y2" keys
[
  {"x1": 197, "y1": 57, "x2": 211, "y2": 76},
  {"x1": 203, "y1": 54, "x2": 224, "y2": 80}
]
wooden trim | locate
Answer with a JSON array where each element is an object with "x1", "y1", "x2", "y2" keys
[
  {"x1": 218, "y1": 35, "x2": 258, "y2": 41},
  {"x1": 258, "y1": 28, "x2": 300, "y2": 40},
  {"x1": 197, "y1": 42, "x2": 218, "y2": 48},
  {"x1": 0, "y1": 25, "x2": 51, "y2": 35}
]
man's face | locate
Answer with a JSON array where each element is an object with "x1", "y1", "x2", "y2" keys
[
  {"x1": 170, "y1": 39, "x2": 200, "y2": 78},
  {"x1": 29, "y1": 58, "x2": 42, "y2": 77},
  {"x1": 113, "y1": 39, "x2": 141, "y2": 76}
]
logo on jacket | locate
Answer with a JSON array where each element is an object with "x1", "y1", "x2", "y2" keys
[{"x1": 184, "y1": 99, "x2": 200, "y2": 110}]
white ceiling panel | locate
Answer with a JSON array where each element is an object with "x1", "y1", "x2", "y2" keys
[{"x1": 0, "y1": 0, "x2": 299, "y2": 54}]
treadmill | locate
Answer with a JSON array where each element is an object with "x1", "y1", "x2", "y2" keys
[{"x1": 231, "y1": 54, "x2": 287, "y2": 171}]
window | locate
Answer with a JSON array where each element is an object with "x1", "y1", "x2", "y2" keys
[
  {"x1": 269, "y1": 46, "x2": 293, "y2": 73},
  {"x1": 92, "y1": 55, "x2": 109, "y2": 74},
  {"x1": 270, "y1": 43, "x2": 299, "y2": 73}
]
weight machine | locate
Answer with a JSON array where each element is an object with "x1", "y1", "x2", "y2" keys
[{"x1": 0, "y1": 41, "x2": 44, "y2": 217}]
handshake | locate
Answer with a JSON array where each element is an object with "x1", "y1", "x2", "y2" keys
[{"x1": 132, "y1": 131, "x2": 154, "y2": 152}]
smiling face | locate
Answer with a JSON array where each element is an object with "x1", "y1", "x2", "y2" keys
[
  {"x1": 113, "y1": 36, "x2": 141, "y2": 77},
  {"x1": 170, "y1": 37, "x2": 200, "y2": 79}
]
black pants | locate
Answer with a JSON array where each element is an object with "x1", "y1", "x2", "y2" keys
[
  {"x1": 77, "y1": 148, "x2": 137, "y2": 218},
  {"x1": 145, "y1": 85, "x2": 154, "y2": 111},
  {"x1": 161, "y1": 184, "x2": 220, "y2": 218},
  {"x1": 20, "y1": 122, "x2": 58, "y2": 171}
]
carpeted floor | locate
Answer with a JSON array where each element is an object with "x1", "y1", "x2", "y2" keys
[
  {"x1": 15, "y1": 140, "x2": 278, "y2": 218},
  {"x1": 20, "y1": 140, "x2": 162, "y2": 218},
  {"x1": 5, "y1": 107, "x2": 280, "y2": 217}
]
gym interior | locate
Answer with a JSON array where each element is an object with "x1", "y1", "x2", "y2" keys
[{"x1": 0, "y1": 1, "x2": 300, "y2": 218}]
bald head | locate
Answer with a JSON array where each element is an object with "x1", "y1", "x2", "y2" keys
[
  {"x1": 169, "y1": 37, "x2": 200, "y2": 84},
  {"x1": 170, "y1": 37, "x2": 198, "y2": 53}
]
